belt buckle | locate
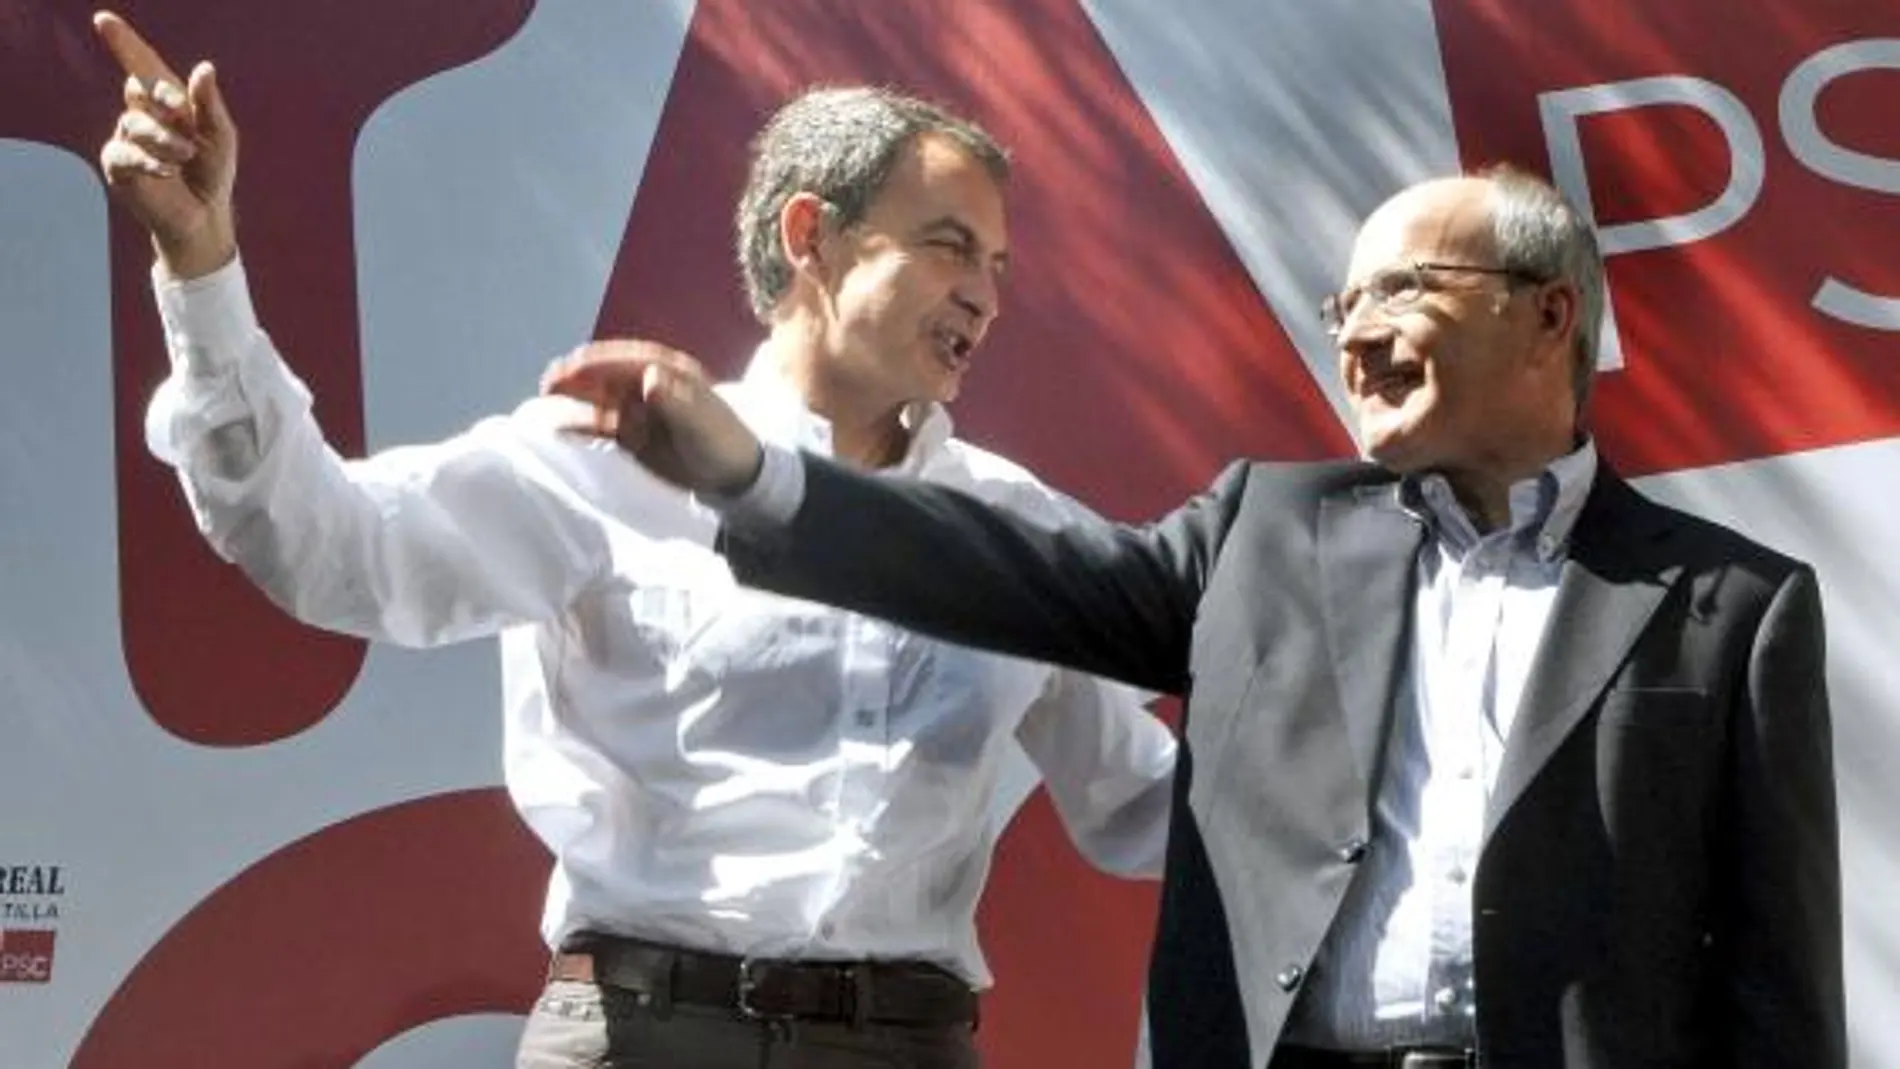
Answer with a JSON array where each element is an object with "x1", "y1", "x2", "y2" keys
[
  {"x1": 1393, "y1": 1049, "x2": 1476, "y2": 1069},
  {"x1": 736, "y1": 958, "x2": 797, "y2": 1023}
]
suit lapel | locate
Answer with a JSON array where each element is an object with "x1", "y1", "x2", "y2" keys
[
  {"x1": 1319, "y1": 485, "x2": 1427, "y2": 796},
  {"x1": 1483, "y1": 471, "x2": 1683, "y2": 845}
]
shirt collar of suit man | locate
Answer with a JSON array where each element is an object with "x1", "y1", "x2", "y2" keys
[{"x1": 1400, "y1": 437, "x2": 1597, "y2": 562}]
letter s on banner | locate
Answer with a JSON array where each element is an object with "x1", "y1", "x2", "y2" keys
[{"x1": 1780, "y1": 39, "x2": 1900, "y2": 329}]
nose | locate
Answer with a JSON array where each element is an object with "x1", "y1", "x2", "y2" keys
[
  {"x1": 954, "y1": 266, "x2": 1000, "y2": 333},
  {"x1": 1335, "y1": 306, "x2": 1395, "y2": 359},
  {"x1": 1335, "y1": 312, "x2": 1397, "y2": 385}
]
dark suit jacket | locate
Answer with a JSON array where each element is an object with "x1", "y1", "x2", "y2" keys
[{"x1": 721, "y1": 454, "x2": 1844, "y2": 1069}]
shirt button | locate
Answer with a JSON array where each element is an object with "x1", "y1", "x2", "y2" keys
[
  {"x1": 1274, "y1": 964, "x2": 1305, "y2": 992},
  {"x1": 1458, "y1": 766, "x2": 1477, "y2": 781},
  {"x1": 854, "y1": 708, "x2": 877, "y2": 728},
  {"x1": 1336, "y1": 837, "x2": 1369, "y2": 864},
  {"x1": 1447, "y1": 865, "x2": 1468, "y2": 885},
  {"x1": 820, "y1": 921, "x2": 837, "y2": 939},
  {"x1": 1433, "y1": 986, "x2": 1459, "y2": 1012}
]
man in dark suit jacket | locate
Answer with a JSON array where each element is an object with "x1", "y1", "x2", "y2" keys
[{"x1": 541, "y1": 166, "x2": 1845, "y2": 1068}]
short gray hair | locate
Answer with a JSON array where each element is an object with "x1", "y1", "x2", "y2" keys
[
  {"x1": 1481, "y1": 164, "x2": 1606, "y2": 414},
  {"x1": 735, "y1": 86, "x2": 1010, "y2": 322}
]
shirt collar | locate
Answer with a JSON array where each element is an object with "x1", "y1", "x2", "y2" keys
[
  {"x1": 720, "y1": 345, "x2": 957, "y2": 473},
  {"x1": 1399, "y1": 438, "x2": 1598, "y2": 562}
]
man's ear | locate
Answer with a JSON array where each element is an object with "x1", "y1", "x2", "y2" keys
[
  {"x1": 1536, "y1": 279, "x2": 1581, "y2": 353},
  {"x1": 779, "y1": 192, "x2": 834, "y2": 280}
]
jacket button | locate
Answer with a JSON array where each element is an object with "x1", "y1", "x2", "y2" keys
[
  {"x1": 1337, "y1": 837, "x2": 1369, "y2": 864},
  {"x1": 1275, "y1": 964, "x2": 1305, "y2": 991}
]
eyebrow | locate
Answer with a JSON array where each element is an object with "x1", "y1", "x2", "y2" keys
[
  {"x1": 916, "y1": 216, "x2": 1010, "y2": 272},
  {"x1": 1346, "y1": 262, "x2": 1411, "y2": 287}
]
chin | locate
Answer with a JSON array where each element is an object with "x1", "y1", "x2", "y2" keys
[
  {"x1": 1356, "y1": 400, "x2": 1438, "y2": 468},
  {"x1": 1359, "y1": 424, "x2": 1428, "y2": 473},
  {"x1": 931, "y1": 373, "x2": 966, "y2": 405}
]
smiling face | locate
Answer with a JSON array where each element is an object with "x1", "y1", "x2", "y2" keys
[
  {"x1": 811, "y1": 133, "x2": 1009, "y2": 410},
  {"x1": 1336, "y1": 177, "x2": 1579, "y2": 486}
]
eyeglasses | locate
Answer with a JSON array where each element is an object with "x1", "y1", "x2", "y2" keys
[{"x1": 1320, "y1": 261, "x2": 1549, "y2": 337}]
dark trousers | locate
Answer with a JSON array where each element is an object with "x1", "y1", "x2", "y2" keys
[{"x1": 516, "y1": 979, "x2": 981, "y2": 1069}]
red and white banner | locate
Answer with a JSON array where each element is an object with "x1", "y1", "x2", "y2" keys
[{"x1": 2, "y1": 2, "x2": 1894, "y2": 1065}]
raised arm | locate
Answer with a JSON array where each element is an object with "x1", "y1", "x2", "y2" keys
[
  {"x1": 100, "y1": 14, "x2": 706, "y2": 647},
  {"x1": 146, "y1": 260, "x2": 709, "y2": 646}
]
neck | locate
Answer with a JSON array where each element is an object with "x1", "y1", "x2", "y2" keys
[
  {"x1": 1439, "y1": 429, "x2": 1578, "y2": 534},
  {"x1": 1440, "y1": 470, "x2": 1518, "y2": 533},
  {"x1": 758, "y1": 329, "x2": 912, "y2": 470},
  {"x1": 830, "y1": 413, "x2": 911, "y2": 469}
]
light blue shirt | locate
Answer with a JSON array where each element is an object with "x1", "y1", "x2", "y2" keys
[{"x1": 1286, "y1": 441, "x2": 1598, "y2": 1049}]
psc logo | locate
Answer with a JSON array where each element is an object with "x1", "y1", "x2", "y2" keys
[
  {"x1": 1435, "y1": 0, "x2": 1900, "y2": 475},
  {"x1": 0, "y1": 930, "x2": 56, "y2": 985}
]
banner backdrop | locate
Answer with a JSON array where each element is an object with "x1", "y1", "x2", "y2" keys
[{"x1": 2, "y1": 1, "x2": 1895, "y2": 1066}]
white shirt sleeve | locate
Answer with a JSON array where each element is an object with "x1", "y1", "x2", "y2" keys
[
  {"x1": 1015, "y1": 670, "x2": 1177, "y2": 879},
  {"x1": 707, "y1": 441, "x2": 807, "y2": 527},
  {"x1": 997, "y1": 474, "x2": 1176, "y2": 880},
  {"x1": 144, "y1": 256, "x2": 714, "y2": 648}
]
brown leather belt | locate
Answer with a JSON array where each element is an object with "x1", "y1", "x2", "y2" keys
[
  {"x1": 1271, "y1": 1045, "x2": 1478, "y2": 1068},
  {"x1": 548, "y1": 934, "x2": 978, "y2": 1029}
]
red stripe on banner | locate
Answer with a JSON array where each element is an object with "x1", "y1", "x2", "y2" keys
[{"x1": 72, "y1": 791, "x2": 550, "y2": 1066}]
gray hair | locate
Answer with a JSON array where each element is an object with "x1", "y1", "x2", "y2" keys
[
  {"x1": 735, "y1": 86, "x2": 1010, "y2": 322},
  {"x1": 1481, "y1": 164, "x2": 1606, "y2": 414}
]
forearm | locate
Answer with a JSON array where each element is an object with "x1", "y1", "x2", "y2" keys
[
  {"x1": 1017, "y1": 670, "x2": 1177, "y2": 879},
  {"x1": 146, "y1": 258, "x2": 681, "y2": 646}
]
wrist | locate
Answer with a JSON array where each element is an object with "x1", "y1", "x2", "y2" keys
[
  {"x1": 153, "y1": 216, "x2": 237, "y2": 282},
  {"x1": 715, "y1": 444, "x2": 766, "y2": 497},
  {"x1": 702, "y1": 442, "x2": 804, "y2": 528}
]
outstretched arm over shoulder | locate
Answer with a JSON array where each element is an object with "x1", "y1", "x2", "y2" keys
[
  {"x1": 719, "y1": 448, "x2": 1251, "y2": 697},
  {"x1": 534, "y1": 335, "x2": 1250, "y2": 693}
]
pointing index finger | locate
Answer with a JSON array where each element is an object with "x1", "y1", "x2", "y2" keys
[{"x1": 93, "y1": 11, "x2": 184, "y2": 93}]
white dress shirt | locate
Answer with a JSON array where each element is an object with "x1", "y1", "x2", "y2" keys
[
  {"x1": 1285, "y1": 441, "x2": 1598, "y2": 1048},
  {"x1": 144, "y1": 258, "x2": 1176, "y2": 987}
]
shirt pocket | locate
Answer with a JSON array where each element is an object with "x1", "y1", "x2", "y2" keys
[
  {"x1": 568, "y1": 555, "x2": 738, "y2": 680},
  {"x1": 670, "y1": 588, "x2": 845, "y2": 679}
]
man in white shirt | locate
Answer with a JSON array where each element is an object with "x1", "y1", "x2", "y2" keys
[{"x1": 94, "y1": 12, "x2": 1176, "y2": 1068}]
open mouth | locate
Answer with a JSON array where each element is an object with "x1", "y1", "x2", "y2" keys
[
  {"x1": 931, "y1": 326, "x2": 974, "y2": 370},
  {"x1": 1360, "y1": 364, "x2": 1423, "y2": 403}
]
